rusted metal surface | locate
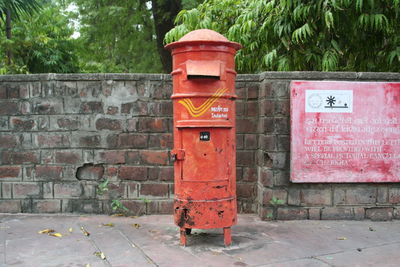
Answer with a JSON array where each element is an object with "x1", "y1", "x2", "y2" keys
[
  {"x1": 291, "y1": 81, "x2": 400, "y2": 183},
  {"x1": 165, "y1": 29, "x2": 241, "y2": 246}
]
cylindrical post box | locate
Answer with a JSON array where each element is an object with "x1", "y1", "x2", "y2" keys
[{"x1": 165, "y1": 29, "x2": 241, "y2": 246}]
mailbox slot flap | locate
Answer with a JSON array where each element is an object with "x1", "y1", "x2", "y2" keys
[{"x1": 186, "y1": 60, "x2": 220, "y2": 80}]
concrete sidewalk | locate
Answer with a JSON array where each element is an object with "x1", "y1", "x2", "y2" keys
[{"x1": 0, "y1": 214, "x2": 399, "y2": 267}]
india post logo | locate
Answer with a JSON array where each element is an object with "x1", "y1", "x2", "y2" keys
[{"x1": 179, "y1": 88, "x2": 227, "y2": 117}]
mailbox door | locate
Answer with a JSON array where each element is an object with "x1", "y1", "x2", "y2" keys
[{"x1": 178, "y1": 127, "x2": 231, "y2": 182}]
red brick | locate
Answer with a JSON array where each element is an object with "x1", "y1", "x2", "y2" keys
[
  {"x1": 0, "y1": 101, "x2": 18, "y2": 115},
  {"x1": 57, "y1": 118, "x2": 79, "y2": 130},
  {"x1": 242, "y1": 167, "x2": 257, "y2": 182},
  {"x1": 260, "y1": 100, "x2": 275, "y2": 116},
  {"x1": 366, "y1": 207, "x2": 393, "y2": 221},
  {"x1": 0, "y1": 166, "x2": 21, "y2": 178},
  {"x1": 277, "y1": 208, "x2": 308, "y2": 220},
  {"x1": 346, "y1": 188, "x2": 376, "y2": 204},
  {"x1": 54, "y1": 183, "x2": 82, "y2": 198},
  {"x1": 237, "y1": 151, "x2": 254, "y2": 166},
  {"x1": 244, "y1": 134, "x2": 257, "y2": 149},
  {"x1": 119, "y1": 166, "x2": 147, "y2": 180},
  {"x1": 237, "y1": 183, "x2": 255, "y2": 199},
  {"x1": 106, "y1": 106, "x2": 118, "y2": 115},
  {"x1": 275, "y1": 117, "x2": 290, "y2": 134},
  {"x1": 148, "y1": 134, "x2": 173, "y2": 149},
  {"x1": 79, "y1": 135, "x2": 101, "y2": 147},
  {"x1": 236, "y1": 118, "x2": 257, "y2": 133},
  {"x1": 321, "y1": 207, "x2": 357, "y2": 220},
  {"x1": 11, "y1": 118, "x2": 35, "y2": 131},
  {"x1": 95, "y1": 118, "x2": 122, "y2": 131},
  {"x1": 2, "y1": 151, "x2": 39, "y2": 164},
  {"x1": 76, "y1": 164, "x2": 104, "y2": 181},
  {"x1": 98, "y1": 150, "x2": 125, "y2": 164},
  {"x1": 247, "y1": 85, "x2": 258, "y2": 99},
  {"x1": 300, "y1": 188, "x2": 332, "y2": 206},
  {"x1": 0, "y1": 87, "x2": 6, "y2": 98},
  {"x1": 126, "y1": 151, "x2": 140, "y2": 164},
  {"x1": 259, "y1": 168, "x2": 273, "y2": 187},
  {"x1": 236, "y1": 101, "x2": 245, "y2": 115},
  {"x1": 36, "y1": 134, "x2": 69, "y2": 148},
  {"x1": 32, "y1": 200, "x2": 61, "y2": 213},
  {"x1": 120, "y1": 200, "x2": 146, "y2": 216},
  {"x1": 55, "y1": 151, "x2": 81, "y2": 164},
  {"x1": 80, "y1": 101, "x2": 103, "y2": 113},
  {"x1": 148, "y1": 167, "x2": 159, "y2": 180},
  {"x1": 159, "y1": 167, "x2": 173, "y2": 181},
  {"x1": 0, "y1": 135, "x2": 18, "y2": 148},
  {"x1": 105, "y1": 166, "x2": 118, "y2": 178},
  {"x1": 138, "y1": 118, "x2": 168, "y2": 132},
  {"x1": 275, "y1": 100, "x2": 290, "y2": 116},
  {"x1": 34, "y1": 99, "x2": 63, "y2": 114},
  {"x1": 388, "y1": 188, "x2": 400, "y2": 204},
  {"x1": 118, "y1": 134, "x2": 148, "y2": 148},
  {"x1": 35, "y1": 166, "x2": 63, "y2": 180},
  {"x1": 0, "y1": 200, "x2": 21, "y2": 213},
  {"x1": 309, "y1": 208, "x2": 321, "y2": 220},
  {"x1": 13, "y1": 183, "x2": 41, "y2": 198},
  {"x1": 246, "y1": 101, "x2": 258, "y2": 116},
  {"x1": 140, "y1": 183, "x2": 169, "y2": 197},
  {"x1": 140, "y1": 151, "x2": 169, "y2": 165}
]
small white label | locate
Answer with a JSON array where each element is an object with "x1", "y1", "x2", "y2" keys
[{"x1": 305, "y1": 90, "x2": 353, "y2": 113}]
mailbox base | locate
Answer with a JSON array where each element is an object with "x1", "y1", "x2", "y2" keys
[{"x1": 179, "y1": 227, "x2": 232, "y2": 247}]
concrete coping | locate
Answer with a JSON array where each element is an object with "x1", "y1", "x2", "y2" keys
[{"x1": 0, "y1": 72, "x2": 399, "y2": 82}]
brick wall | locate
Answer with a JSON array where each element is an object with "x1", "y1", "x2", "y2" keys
[
  {"x1": 257, "y1": 72, "x2": 400, "y2": 221},
  {"x1": 0, "y1": 73, "x2": 259, "y2": 215},
  {"x1": 1, "y1": 72, "x2": 399, "y2": 220}
]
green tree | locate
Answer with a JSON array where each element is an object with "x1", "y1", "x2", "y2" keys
[
  {"x1": 0, "y1": 1, "x2": 80, "y2": 73},
  {"x1": 0, "y1": 0, "x2": 42, "y2": 65},
  {"x1": 165, "y1": 0, "x2": 400, "y2": 73},
  {"x1": 70, "y1": 0, "x2": 162, "y2": 73}
]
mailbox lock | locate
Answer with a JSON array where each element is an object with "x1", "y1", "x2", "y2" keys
[{"x1": 171, "y1": 149, "x2": 185, "y2": 162}]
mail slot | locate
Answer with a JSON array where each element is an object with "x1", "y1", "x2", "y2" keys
[{"x1": 165, "y1": 29, "x2": 241, "y2": 246}]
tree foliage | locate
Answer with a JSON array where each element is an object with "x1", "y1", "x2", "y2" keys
[
  {"x1": 0, "y1": 1, "x2": 79, "y2": 73},
  {"x1": 165, "y1": 0, "x2": 400, "y2": 73},
  {"x1": 70, "y1": 0, "x2": 163, "y2": 73}
]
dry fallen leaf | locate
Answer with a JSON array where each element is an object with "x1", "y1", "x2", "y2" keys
[
  {"x1": 49, "y1": 233, "x2": 63, "y2": 238},
  {"x1": 132, "y1": 223, "x2": 141, "y2": 229},
  {"x1": 94, "y1": 252, "x2": 106, "y2": 260},
  {"x1": 81, "y1": 226, "x2": 90, "y2": 236},
  {"x1": 38, "y1": 229, "x2": 55, "y2": 234},
  {"x1": 337, "y1": 237, "x2": 347, "y2": 240},
  {"x1": 68, "y1": 228, "x2": 73, "y2": 233},
  {"x1": 101, "y1": 223, "x2": 114, "y2": 227},
  {"x1": 111, "y1": 213, "x2": 125, "y2": 217}
]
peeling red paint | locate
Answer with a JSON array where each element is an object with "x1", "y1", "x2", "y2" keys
[{"x1": 166, "y1": 29, "x2": 241, "y2": 246}]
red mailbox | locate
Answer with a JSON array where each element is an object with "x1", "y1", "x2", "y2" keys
[{"x1": 165, "y1": 29, "x2": 241, "y2": 246}]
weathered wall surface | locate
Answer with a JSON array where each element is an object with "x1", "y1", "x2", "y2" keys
[
  {"x1": 0, "y1": 73, "x2": 258, "y2": 215},
  {"x1": 0, "y1": 72, "x2": 399, "y2": 220},
  {"x1": 257, "y1": 72, "x2": 400, "y2": 221}
]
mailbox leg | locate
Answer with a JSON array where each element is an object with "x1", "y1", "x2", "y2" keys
[
  {"x1": 223, "y1": 227, "x2": 232, "y2": 247},
  {"x1": 180, "y1": 228, "x2": 187, "y2": 246}
]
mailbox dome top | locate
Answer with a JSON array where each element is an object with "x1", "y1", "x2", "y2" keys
[
  {"x1": 165, "y1": 29, "x2": 241, "y2": 51},
  {"x1": 179, "y1": 29, "x2": 228, "y2": 42}
]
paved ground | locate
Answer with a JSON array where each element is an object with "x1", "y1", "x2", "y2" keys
[{"x1": 0, "y1": 214, "x2": 399, "y2": 267}]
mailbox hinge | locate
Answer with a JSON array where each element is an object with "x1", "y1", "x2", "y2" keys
[{"x1": 171, "y1": 149, "x2": 185, "y2": 161}]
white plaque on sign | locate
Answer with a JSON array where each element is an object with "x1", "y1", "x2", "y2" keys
[{"x1": 305, "y1": 90, "x2": 353, "y2": 113}]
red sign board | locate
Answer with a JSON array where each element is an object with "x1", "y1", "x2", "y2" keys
[{"x1": 291, "y1": 81, "x2": 400, "y2": 183}]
